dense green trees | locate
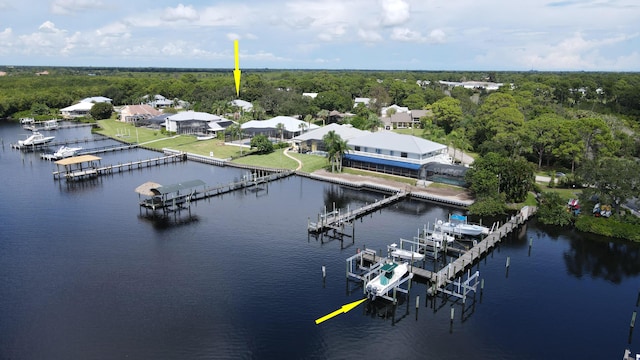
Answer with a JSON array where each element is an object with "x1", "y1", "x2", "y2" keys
[
  {"x1": 90, "y1": 102, "x2": 114, "y2": 120},
  {"x1": 250, "y1": 134, "x2": 273, "y2": 154}
]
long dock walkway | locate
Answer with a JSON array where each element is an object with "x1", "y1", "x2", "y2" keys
[
  {"x1": 308, "y1": 191, "x2": 409, "y2": 232},
  {"x1": 358, "y1": 206, "x2": 537, "y2": 287},
  {"x1": 53, "y1": 153, "x2": 187, "y2": 180}
]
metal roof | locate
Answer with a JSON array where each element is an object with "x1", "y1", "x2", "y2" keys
[
  {"x1": 347, "y1": 131, "x2": 446, "y2": 155},
  {"x1": 292, "y1": 123, "x2": 370, "y2": 142},
  {"x1": 150, "y1": 179, "x2": 206, "y2": 195},
  {"x1": 54, "y1": 154, "x2": 102, "y2": 166}
]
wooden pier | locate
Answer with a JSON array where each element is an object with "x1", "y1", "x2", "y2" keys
[
  {"x1": 308, "y1": 191, "x2": 409, "y2": 233},
  {"x1": 53, "y1": 153, "x2": 187, "y2": 180},
  {"x1": 352, "y1": 205, "x2": 537, "y2": 291},
  {"x1": 137, "y1": 170, "x2": 293, "y2": 214}
]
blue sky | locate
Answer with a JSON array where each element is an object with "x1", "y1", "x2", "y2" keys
[{"x1": 0, "y1": 0, "x2": 638, "y2": 71}]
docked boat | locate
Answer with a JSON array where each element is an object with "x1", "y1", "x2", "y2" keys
[
  {"x1": 365, "y1": 262, "x2": 409, "y2": 300},
  {"x1": 388, "y1": 243, "x2": 424, "y2": 262},
  {"x1": 20, "y1": 117, "x2": 35, "y2": 124},
  {"x1": 428, "y1": 231, "x2": 455, "y2": 243},
  {"x1": 53, "y1": 145, "x2": 83, "y2": 159},
  {"x1": 43, "y1": 119, "x2": 59, "y2": 130},
  {"x1": 196, "y1": 134, "x2": 215, "y2": 141},
  {"x1": 434, "y1": 214, "x2": 490, "y2": 237},
  {"x1": 17, "y1": 131, "x2": 55, "y2": 146}
]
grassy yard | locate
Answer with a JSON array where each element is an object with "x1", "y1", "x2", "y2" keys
[
  {"x1": 342, "y1": 168, "x2": 417, "y2": 186},
  {"x1": 286, "y1": 152, "x2": 328, "y2": 173},
  {"x1": 232, "y1": 149, "x2": 299, "y2": 169}
]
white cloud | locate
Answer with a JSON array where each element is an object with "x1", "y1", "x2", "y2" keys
[
  {"x1": 95, "y1": 22, "x2": 130, "y2": 38},
  {"x1": 226, "y1": 33, "x2": 240, "y2": 41},
  {"x1": 380, "y1": 0, "x2": 410, "y2": 27},
  {"x1": 358, "y1": 28, "x2": 383, "y2": 43},
  {"x1": 428, "y1": 29, "x2": 446, "y2": 43},
  {"x1": 390, "y1": 27, "x2": 425, "y2": 42},
  {"x1": 162, "y1": 4, "x2": 199, "y2": 22},
  {"x1": 38, "y1": 21, "x2": 65, "y2": 34},
  {"x1": 51, "y1": 0, "x2": 104, "y2": 15}
]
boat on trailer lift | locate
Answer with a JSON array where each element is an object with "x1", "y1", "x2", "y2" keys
[{"x1": 365, "y1": 261, "x2": 411, "y2": 301}]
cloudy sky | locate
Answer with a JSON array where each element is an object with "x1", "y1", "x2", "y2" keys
[{"x1": 0, "y1": 0, "x2": 638, "y2": 71}]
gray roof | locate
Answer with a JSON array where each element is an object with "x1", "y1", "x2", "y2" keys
[
  {"x1": 347, "y1": 131, "x2": 446, "y2": 154},
  {"x1": 292, "y1": 123, "x2": 370, "y2": 142},
  {"x1": 168, "y1": 111, "x2": 225, "y2": 122},
  {"x1": 151, "y1": 179, "x2": 206, "y2": 195},
  {"x1": 411, "y1": 109, "x2": 432, "y2": 119}
]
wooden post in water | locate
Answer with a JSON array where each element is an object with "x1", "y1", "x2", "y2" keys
[{"x1": 631, "y1": 311, "x2": 637, "y2": 329}]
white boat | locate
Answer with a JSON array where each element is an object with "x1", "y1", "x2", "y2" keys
[
  {"x1": 196, "y1": 134, "x2": 215, "y2": 141},
  {"x1": 17, "y1": 131, "x2": 55, "y2": 146},
  {"x1": 389, "y1": 243, "x2": 424, "y2": 262},
  {"x1": 428, "y1": 231, "x2": 455, "y2": 243},
  {"x1": 53, "y1": 145, "x2": 83, "y2": 159},
  {"x1": 20, "y1": 117, "x2": 35, "y2": 124},
  {"x1": 434, "y1": 214, "x2": 490, "y2": 237},
  {"x1": 43, "y1": 119, "x2": 59, "y2": 130},
  {"x1": 365, "y1": 262, "x2": 409, "y2": 300}
]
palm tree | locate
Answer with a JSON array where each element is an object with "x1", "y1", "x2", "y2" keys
[
  {"x1": 317, "y1": 109, "x2": 329, "y2": 126},
  {"x1": 366, "y1": 113, "x2": 383, "y2": 132},
  {"x1": 225, "y1": 123, "x2": 244, "y2": 155},
  {"x1": 298, "y1": 122, "x2": 308, "y2": 135},
  {"x1": 323, "y1": 130, "x2": 349, "y2": 172},
  {"x1": 275, "y1": 122, "x2": 285, "y2": 142}
]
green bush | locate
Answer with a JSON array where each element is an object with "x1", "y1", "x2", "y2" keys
[{"x1": 575, "y1": 215, "x2": 640, "y2": 242}]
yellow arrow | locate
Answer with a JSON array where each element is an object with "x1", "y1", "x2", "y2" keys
[
  {"x1": 233, "y1": 40, "x2": 241, "y2": 97},
  {"x1": 315, "y1": 298, "x2": 367, "y2": 325}
]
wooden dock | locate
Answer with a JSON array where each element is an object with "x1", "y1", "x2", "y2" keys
[
  {"x1": 358, "y1": 206, "x2": 537, "y2": 287},
  {"x1": 308, "y1": 191, "x2": 409, "y2": 232},
  {"x1": 53, "y1": 153, "x2": 187, "y2": 180}
]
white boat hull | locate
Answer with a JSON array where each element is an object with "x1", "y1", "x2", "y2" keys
[
  {"x1": 365, "y1": 262, "x2": 409, "y2": 300},
  {"x1": 18, "y1": 132, "x2": 55, "y2": 146}
]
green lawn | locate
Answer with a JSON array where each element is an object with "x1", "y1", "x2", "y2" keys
[
  {"x1": 342, "y1": 168, "x2": 417, "y2": 185},
  {"x1": 232, "y1": 149, "x2": 299, "y2": 169},
  {"x1": 286, "y1": 152, "x2": 328, "y2": 173}
]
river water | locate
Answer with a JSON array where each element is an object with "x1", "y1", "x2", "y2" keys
[{"x1": 1, "y1": 121, "x2": 639, "y2": 359}]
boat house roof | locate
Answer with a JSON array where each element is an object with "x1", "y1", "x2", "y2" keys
[
  {"x1": 54, "y1": 155, "x2": 102, "y2": 166},
  {"x1": 136, "y1": 179, "x2": 206, "y2": 196}
]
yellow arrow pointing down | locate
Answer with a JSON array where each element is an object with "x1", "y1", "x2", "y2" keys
[
  {"x1": 233, "y1": 40, "x2": 241, "y2": 97},
  {"x1": 315, "y1": 298, "x2": 367, "y2": 325}
]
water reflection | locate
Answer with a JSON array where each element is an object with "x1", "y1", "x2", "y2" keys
[
  {"x1": 564, "y1": 237, "x2": 640, "y2": 283},
  {"x1": 138, "y1": 213, "x2": 200, "y2": 230}
]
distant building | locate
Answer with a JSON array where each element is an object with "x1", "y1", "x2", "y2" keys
[
  {"x1": 60, "y1": 102, "x2": 95, "y2": 118},
  {"x1": 80, "y1": 96, "x2": 112, "y2": 104},
  {"x1": 230, "y1": 99, "x2": 253, "y2": 112},
  {"x1": 354, "y1": 97, "x2": 370, "y2": 108},
  {"x1": 302, "y1": 93, "x2": 318, "y2": 99},
  {"x1": 380, "y1": 104, "x2": 409, "y2": 116}
]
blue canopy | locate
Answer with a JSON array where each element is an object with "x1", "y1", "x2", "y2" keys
[{"x1": 451, "y1": 214, "x2": 467, "y2": 221}]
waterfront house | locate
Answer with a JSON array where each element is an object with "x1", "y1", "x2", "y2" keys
[
  {"x1": 343, "y1": 131, "x2": 465, "y2": 183},
  {"x1": 120, "y1": 105, "x2": 162, "y2": 124},
  {"x1": 241, "y1": 116, "x2": 320, "y2": 140},
  {"x1": 60, "y1": 102, "x2": 95, "y2": 118},
  {"x1": 291, "y1": 123, "x2": 370, "y2": 153},
  {"x1": 165, "y1": 111, "x2": 234, "y2": 135}
]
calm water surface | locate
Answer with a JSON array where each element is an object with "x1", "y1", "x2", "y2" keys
[{"x1": 1, "y1": 121, "x2": 639, "y2": 359}]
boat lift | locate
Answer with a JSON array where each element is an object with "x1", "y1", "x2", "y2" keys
[{"x1": 346, "y1": 249, "x2": 413, "y2": 303}]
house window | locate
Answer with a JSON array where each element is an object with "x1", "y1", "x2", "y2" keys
[
  {"x1": 354, "y1": 146, "x2": 361, "y2": 151},
  {"x1": 390, "y1": 151, "x2": 394, "y2": 156},
  {"x1": 401, "y1": 152, "x2": 408, "y2": 158},
  {"x1": 376, "y1": 148, "x2": 381, "y2": 154}
]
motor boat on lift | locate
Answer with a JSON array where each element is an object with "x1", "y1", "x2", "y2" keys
[
  {"x1": 17, "y1": 131, "x2": 55, "y2": 146},
  {"x1": 52, "y1": 145, "x2": 83, "y2": 159},
  {"x1": 388, "y1": 243, "x2": 424, "y2": 262},
  {"x1": 434, "y1": 214, "x2": 490, "y2": 237},
  {"x1": 364, "y1": 261, "x2": 410, "y2": 300}
]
